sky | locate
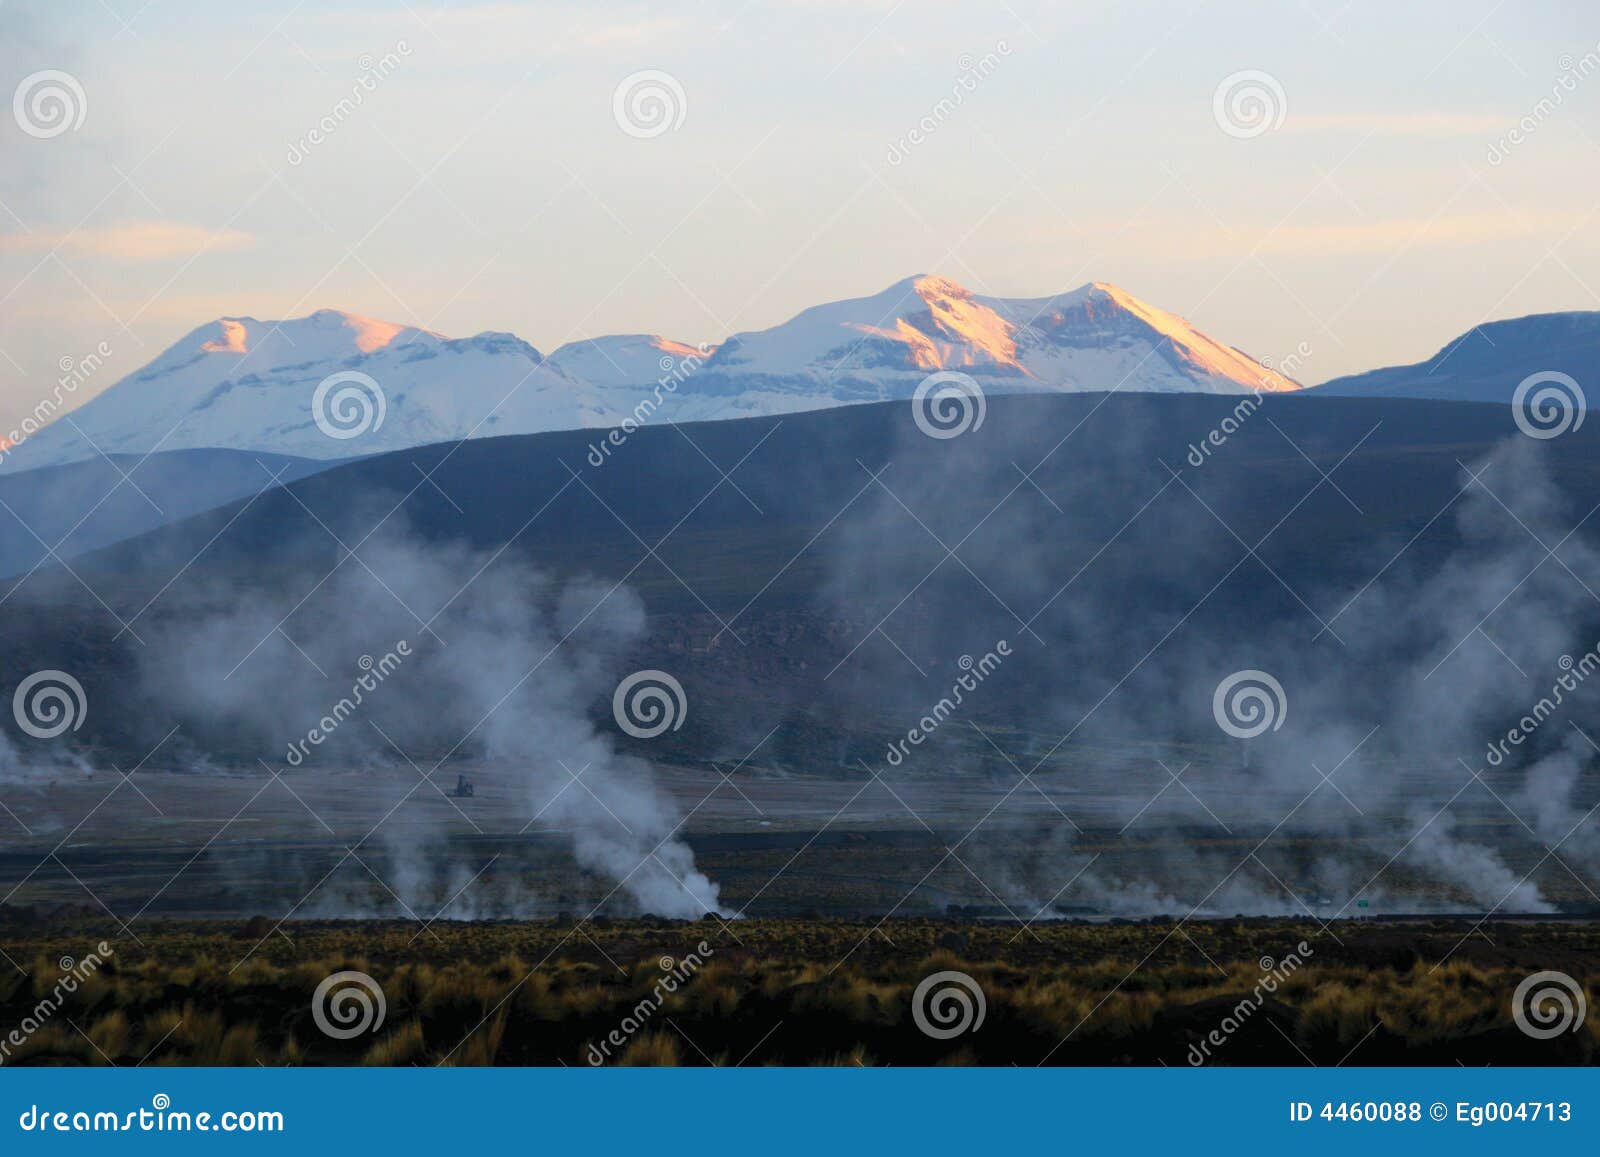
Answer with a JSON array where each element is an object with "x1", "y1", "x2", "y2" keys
[{"x1": 2, "y1": 0, "x2": 1599, "y2": 429}]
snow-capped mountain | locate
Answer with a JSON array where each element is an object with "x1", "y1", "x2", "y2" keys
[
  {"x1": 2, "y1": 276, "x2": 1301, "y2": 472},
  {"x1": 1312, "y1": 309, "x2": 1600, "y2": 402},
  {"x1": 2, "y1": 310, "x2": 612, "y2": 468},
  {"x1": 679, "y1": 275, "x2": 1297, "y2": 410},
  {"x1": 543, "y1": 334, "x2": 717, "y2": 390}
]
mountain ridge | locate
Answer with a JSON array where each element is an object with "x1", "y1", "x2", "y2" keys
[
  {"x1": 1314, "y1": 308, "x2": 1600, "y2": 402},
  {"x1": 0, "y1": 274, "x2": 1307, "y2": 472}
]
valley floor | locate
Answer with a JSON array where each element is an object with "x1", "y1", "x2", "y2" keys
[{"x1": 1, "y1": 761, "x2": 1595, "y2": 919}]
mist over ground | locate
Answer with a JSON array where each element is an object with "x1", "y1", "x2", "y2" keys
[{"x1": 1, "y1": 394, "x2": 1596, "y2": 919}]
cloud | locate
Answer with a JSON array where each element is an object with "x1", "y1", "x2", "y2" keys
[
  {"x1": 0, "y1": 221, "x2": 255, "y2": 261},
  {"x1": 1253, "y1": 211, "x2": 1590, "y2": 256},
  {"x1": 308, "y1": 4, "x2": 684, "y2": 49},
  {"x1": 1034, "y1": 211, "x2": 1590, "y2": 260},
  {"x1": 1285, "y1": 112, "x2": 1512, "y2": 137}
]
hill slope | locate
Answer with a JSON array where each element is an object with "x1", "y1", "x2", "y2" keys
[{"x1": 1313, "y1": 309, "x2": 1600, "y2": 402}]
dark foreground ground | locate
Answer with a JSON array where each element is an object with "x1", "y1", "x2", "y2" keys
[{"x1": 1, "y1": 913, "x2": 1595, "y2": 1067}]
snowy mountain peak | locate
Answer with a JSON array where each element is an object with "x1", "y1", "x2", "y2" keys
[
  {"x1": 694, "y1": 273, "x2": 1300, "y2": 403},
  {"x1": 308, "y1": 308, "x2": 439, "y2": 353},
  {"x1": 5, "y1": 276, "x2": 1304, "y2": 472},
  {"x1": 197, "y1": 318, "x2": 250, "y2": 354},
  {"x1": 2, "y1": 308, "x2": 574, "y2": 469},
  {"x1": 545, "y1": 334, "x2": 716, "y2": 390},
  {"x1": 142, "y1": 310, "x2": 447, "y2": 394},
  {"x1": 1062, "y1": 281, "x2": 1299, "y2": 392},
  {"x1": 865, "y1": 274, "x2": 1024, "y2": 371}
]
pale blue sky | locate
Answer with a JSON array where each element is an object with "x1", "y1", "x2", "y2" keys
[{"x1": 2, "y1": 0, "x2": 1598, "y2": 427}]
